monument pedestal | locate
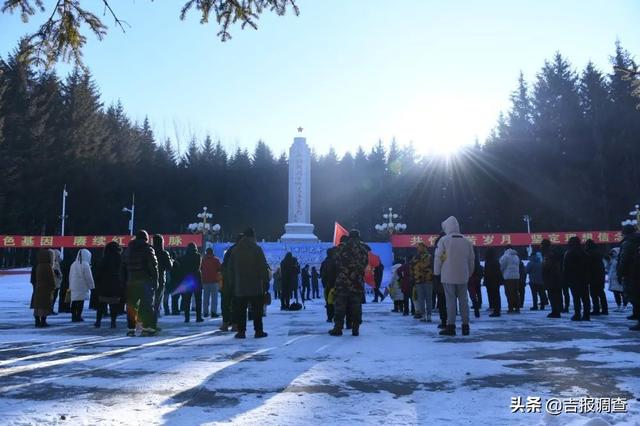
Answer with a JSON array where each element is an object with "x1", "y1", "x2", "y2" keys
[{"x1": 281, "y1": 223, "x2": 318, "y2": 243}]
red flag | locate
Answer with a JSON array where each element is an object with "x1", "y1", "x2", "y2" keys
[
  {"x1": 333, "y1": 222, "x2": 349, "y2": 246},
  {"x1": 364, "y1": 252, "x2": 381, "y2": 288}
]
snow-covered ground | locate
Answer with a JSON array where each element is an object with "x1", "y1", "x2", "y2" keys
[{"x1": 0, "y1": 272, "x2": 638, "y2": 426}]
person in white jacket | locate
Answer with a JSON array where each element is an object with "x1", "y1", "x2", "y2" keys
[
  {"x1": 433, "y1": 216, "x2": 475, "y2": 336},
  {"x1": 69, "y1": 249, "x2": 95, "y2": 322},
  {"x1": 499, "y1": 246, "x2": 521, "y2": 313},
  {"x1": 607, "y1": 247, "x2": 627, "y2": 312}
]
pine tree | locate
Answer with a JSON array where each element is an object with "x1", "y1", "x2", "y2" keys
[{"x1": 182, "y1": 136, "x2": 201, "y2": 167}]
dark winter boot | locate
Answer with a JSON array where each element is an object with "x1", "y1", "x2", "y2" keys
[
  {"x1": 234, "y1": 331, "x2": 246, "y2": 339},
  {"x1": 329, "y1": 326, "x2": 343, "y2": 336},
  {"x1": 255, "y1": 331, "x2": 268, "y2": 338},
  {"x1": 110, "y1": 319, "x2": 117, "y2": 329},
  {"x1": 571, "y1": 314, "x2": 581, "y2": 321},
  {"x1": 489, "y1": 312, "x2": 501, "y2": 317},
  {"x1": 40, "y1": 317, "x2": 49, "y2": 327},
  {"x1": 438, "y1": 321, "x2": 447, "y2": 329},
  {"x1": 352, "y1": 323, "x2": 360, "y2": 337},
  {"x1": 462, "y1": 324, "x2": 470, "y2": 336},
  {"x1": 439, "y1": 325, "x2": 456, "y2": 336},
  {"x1": 35, "y1": 316, "x2": 41, "y2": 328},
  {"x1": 474, "y1": 308, "x2": 480, "y2": 318}
]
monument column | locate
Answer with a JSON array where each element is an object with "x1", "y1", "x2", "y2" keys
[{"x1": 281, "y1": 129, "x2": 318, "y2": 243}]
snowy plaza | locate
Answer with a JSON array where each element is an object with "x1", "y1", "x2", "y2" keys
[{"x1": 0, "y1": 271, "x2": 639, "y2": 425}]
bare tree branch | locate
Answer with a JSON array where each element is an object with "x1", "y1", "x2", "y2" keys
[{"x1": 2, "y1": 0, "x2": 299, "y2": 69}]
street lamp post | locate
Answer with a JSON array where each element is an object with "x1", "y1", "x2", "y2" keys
[
  {"x1": 122, "y1": 194, "x2": 135, "y2": 236},
  {"x1": 374, "y1": 207, "x2": 407, "y2": 239},
  {"x1": 523, "y1": 214, "x2": 532, "y2": 255},
  {"x1": 188, "y1": 207, "x2": 221, "y2": 251}
]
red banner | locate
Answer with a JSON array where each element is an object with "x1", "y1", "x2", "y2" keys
[
  {"x1": 391, "y1": 231, "x2": 623, "y2": 248},
  {"x1": 0, "y1": 234, "x2": 202, "y2": 249}
]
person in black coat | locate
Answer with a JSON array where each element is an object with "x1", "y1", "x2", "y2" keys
[
  {"x1": 563, "y1": 237, "x2": 590, "y2": 321},
  {"x1": 484, "y1": 248, "x2": 502, "y2": 317},
  {"x1": 179, "y1": 243, "x2": 203, "y2": 323},
  {"x1": 301, "y1": 265, "x2": 311, "y2": 301},
  {"x1": 618, "y1": 225, "x2": 640, "y2": 330},
  {"x1": 321, "y1": 247, "x2": 339, "y2": 322},
  {"x1": 280, "y1": 252, "x2": 300, "y2": 310},
  {"x1": 94, "y1": 242, "x2": 125, "y2": 328},
  {"x1": 541, "y1": 239, "x2": 564, "y2": 318},
  {"x1": 432, "y1": 232, "x2": 447, "y2": 328},
  {"x1": 311, "y1": 266, "x2": 320, "y2": 299},
  {"x1": 585, "y1": 239, "x2": 608, "y2": 315},
  {"x1": 152, "y1": 235, "x2": 173, "y2": 322},
  {"x1": 372, "y1": 261, "x2": 385, "y2": 303}
]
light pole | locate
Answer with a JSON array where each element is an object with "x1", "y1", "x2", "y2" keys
[
  {"x1": 621, "y1": 204, "x2": 640, "y2": 230},
  {"x1": 60, "y1": 185, "x2": 68, "y2": 259},
  {"x1": 188, "y1": 207, "x2": 221, "y2": 251},
  {"x1": 122, "y1": 194, "x2": 135, "y2": 236},
  {"x1": 374, "y1": 207, "x2": 407, "y2": 239},
  {"x1": 523, "y1": 214, "x2": 532, "y2": 255}
]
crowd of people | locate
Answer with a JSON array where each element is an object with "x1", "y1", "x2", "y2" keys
[
  {"x1": 386, "y1": 218, "x2": 640, "y2": 336},
  {"x1": 27, "y1": 217, "x2": 640, "y2": 339}
]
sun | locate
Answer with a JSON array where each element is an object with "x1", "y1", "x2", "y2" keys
[{"x1": 386, "y1": 96, "x2": 485, "y2": 157}]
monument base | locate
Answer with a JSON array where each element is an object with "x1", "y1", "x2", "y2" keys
[{"x1": 281, "y1": 223, "x2": 319, "y2": 243}]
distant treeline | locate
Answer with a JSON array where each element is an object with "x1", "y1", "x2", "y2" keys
[{"x1": 1, "y1": 41, "x2": 639, "y2": 243}]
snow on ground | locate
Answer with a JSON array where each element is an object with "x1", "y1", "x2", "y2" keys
[{"x1": 0, "y1": 272, "x2": 638, "y2": 425}]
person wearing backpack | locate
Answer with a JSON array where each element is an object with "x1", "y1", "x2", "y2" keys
[{"x1": 618, "y1": 224, "x2": 640, "y2": 331}]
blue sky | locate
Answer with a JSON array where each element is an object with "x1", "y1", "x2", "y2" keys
[{"x1": 1, "y1": 0, "x2": 639, "y2": 157}]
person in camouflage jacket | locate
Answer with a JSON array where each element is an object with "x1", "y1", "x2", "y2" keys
[
  {"x1": 329, "y1": 230, "x2": 369, "y2": 337},
  {"x1": 410, "y1": 243, "x2": 434, "y2": 321}
]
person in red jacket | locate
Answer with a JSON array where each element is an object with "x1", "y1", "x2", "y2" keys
[{"x1": 201, "y1": 248, "x2": 222, "y2": 318}]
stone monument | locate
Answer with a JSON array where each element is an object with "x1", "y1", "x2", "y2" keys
[{"x1": 280, "y1": 129, "x2": 319, "y2": 243}]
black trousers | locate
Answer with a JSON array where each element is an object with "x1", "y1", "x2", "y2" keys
[
  {"x1": 171, "y1": 294, "x2": 181, "y2": 314},
  {"x1": 613, "y1": 291, "x2": 628, "y2": 307},
  {"x1": 589, "y1": 282, "x2": 608, "y2": 314},
  {"x1": 548, "y1": 287, "x2": 563, "y2": 315},
  {"x1": 233, "y1": 296, "x2": 264, "y2": 333},
  {"x1": 280, "y1": 288, "x2": 291, "y2": 309},
  {"x1": 312, "y1": 285, "x2": 320, "y2": 299},
  {"x1": 71, "y1": 300, "x2": 84, "y2": 321},
  {"x1": 302, "y1": 284, "x2": 311, "y2": 300},
  {"x1": 182, "y1": 287, "x2": 202, "y2": 321},
  {"x1": 436, "y1": 283, "x2": 447, "y2": 323},
  {"x1": 519, "y1": 281, "x2": 526, "y2": 308},
  {"x1": 403, "y1": 293, "x2": 414, "y2": 315},
  {"x1": 487, "y1": 284, "x2": 501, "y2": 314},
  {"x1": 570, "y1": 284, "x2": 591, "y2": 319},
  {"x1": 373, "y1": 284, "x2": 385, "y2": 302},
  {"x1": 96, "y1": 303, "x2": 119, "y2": 325},
  {"x1": 531, "y1": 283, "x2": 548, "y2": 308}
]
